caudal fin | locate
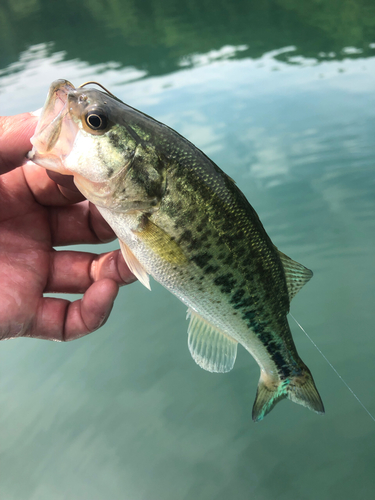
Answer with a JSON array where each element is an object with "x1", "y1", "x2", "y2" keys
[{"x1": 252, "y1": 369, "x2": 324, "y2": 422}]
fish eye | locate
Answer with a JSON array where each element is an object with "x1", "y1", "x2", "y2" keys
[{"x1": 85, "y1": 111, "x2": 108, "y2": 131}]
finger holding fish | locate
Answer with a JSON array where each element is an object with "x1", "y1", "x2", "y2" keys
[
  {"x1": 45, "y1": 249, "x2": 136, "y2": 294},
  {"x1": 33, "y1": 278, "x2": 120, "y2": 342}
]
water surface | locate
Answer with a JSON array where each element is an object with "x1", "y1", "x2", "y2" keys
[{"x1": 0, "y1": 1, "x2": 374, "y2": 499}]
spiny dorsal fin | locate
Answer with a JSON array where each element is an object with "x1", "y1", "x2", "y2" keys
[
  {"x1": 119, "y1": 239, "x2": 151, "y2": 290},
  {"x1": 187, "y1": 308, "x2": 238, "y2": 373},
  {"x1": 278, "y1": 250, "x2": 313, "y2": 301}
]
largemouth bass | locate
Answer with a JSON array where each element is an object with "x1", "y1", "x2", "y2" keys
[{"x1": 28, "y1": 80, "x2": 324, "y2": 421}]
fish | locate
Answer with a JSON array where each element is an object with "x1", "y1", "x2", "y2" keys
[{"x1": 28, "y1": 79, "x2": 324, "y2": 422}]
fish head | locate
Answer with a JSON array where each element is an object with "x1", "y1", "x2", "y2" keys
[{"x1": 29, "y1": 80, "x2": 166, "y2": 212}]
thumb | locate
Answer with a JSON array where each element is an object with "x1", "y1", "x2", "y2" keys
[{"x1": 0, "y1": 113, "x2": 38, "y2": 174}]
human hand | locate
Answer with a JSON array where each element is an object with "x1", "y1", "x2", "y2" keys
[{"x1": 0, "y1": 113, "x2": 135, "y2": 341}]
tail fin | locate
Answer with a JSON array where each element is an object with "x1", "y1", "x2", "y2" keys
[{"x1": 252, "y1": 369, "x2": 325, "y2": 422}]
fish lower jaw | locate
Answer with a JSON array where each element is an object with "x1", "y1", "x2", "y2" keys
[{"x1": 27, "y1": 149, "x2": 70, "y2": 174}]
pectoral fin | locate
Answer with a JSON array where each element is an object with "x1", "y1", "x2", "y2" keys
[
  {"x1": 187, "y1": 308, "x2": 238, "y2": 373},
  {"x1": 119, "y1": 239, "x2": 151, "y2": 290},
  {"x1": 134, "y1": 219, "x2": 187, "y2": 265}
]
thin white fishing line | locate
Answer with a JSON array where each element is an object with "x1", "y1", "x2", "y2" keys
[{"x1": 290, "y1": 313, "x2": 375, "y2": 423}]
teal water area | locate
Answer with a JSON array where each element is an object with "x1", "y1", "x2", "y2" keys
[{"x1": 0, "y1": 1, "x2": 374, "y2": 498}]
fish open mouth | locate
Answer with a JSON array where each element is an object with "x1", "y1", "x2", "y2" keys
[{"x1": 28, "y1": 79, "x2": 79, "y2": 173}]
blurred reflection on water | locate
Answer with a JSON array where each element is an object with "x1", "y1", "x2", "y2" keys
[{"x1": 0, "y1": 1, "x2": 374, "y2": 499}]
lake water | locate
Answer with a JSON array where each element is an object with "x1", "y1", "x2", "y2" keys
[{"x1": 0, "y1": 1, "x2": 374, "y2": 499}]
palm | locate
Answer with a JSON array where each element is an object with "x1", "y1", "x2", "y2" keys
[{"x1": 0, "y1": 114, "x2": 134, "y2": 341}]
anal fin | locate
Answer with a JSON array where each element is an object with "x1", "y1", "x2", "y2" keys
[
  {"x1": 187, "y1": 308, "x2": 237, "y2": 373},
  {"x1": 119, "y1": 239, "x2": 151, "y2": 290}
]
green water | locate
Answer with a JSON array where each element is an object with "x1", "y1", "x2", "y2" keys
[{"x1": 1, "y1": 1, "x2": 375, "y2": 498}]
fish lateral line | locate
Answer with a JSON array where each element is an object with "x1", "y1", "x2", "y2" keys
[{"x1": 290, "y1": 313, "x2": 375, "y2": 423}]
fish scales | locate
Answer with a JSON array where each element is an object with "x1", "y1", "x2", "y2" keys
[
  {"x1": 28, "y1": 79, "x2": 324, "y2": 421},
  {"x1": 151, "y1": 144, "x2": 299, "y2": 370}
]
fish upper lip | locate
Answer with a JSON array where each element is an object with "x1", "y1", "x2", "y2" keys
[{"x1": 28, "y1": 80, "x2": 79, "y2": 170}]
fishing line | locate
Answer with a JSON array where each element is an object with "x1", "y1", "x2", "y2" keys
[
  {"x1": 290, "y1": 313, "x2": 375, "y2": 423},
  {"x1": 78, "y1": 81, "x2": 116, "y2": 96},
  {"x1": 78, "y1": 81, "x2": 125, "y2": 104}
]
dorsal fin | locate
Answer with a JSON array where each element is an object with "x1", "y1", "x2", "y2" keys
[
  {"x1": 187, "y1": 308, "x2": 238, "y2": 373},
  {"x1": 278, "y1": 250, "x2": 313, "y2": 301}
]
